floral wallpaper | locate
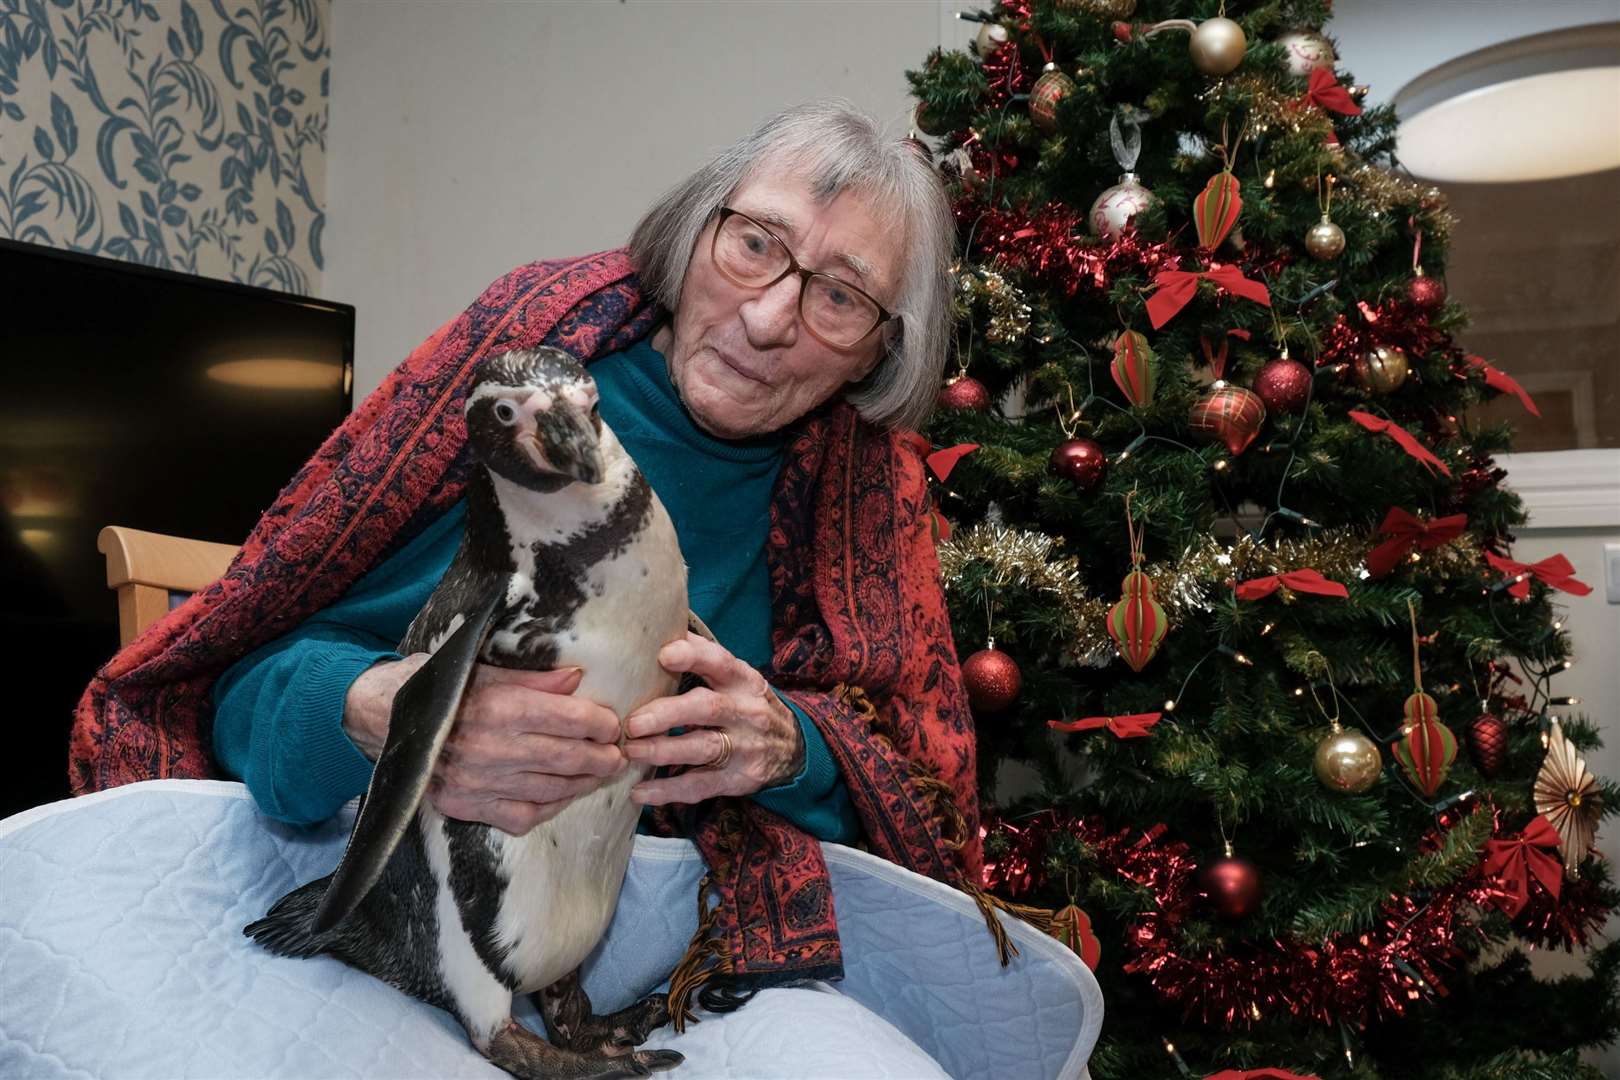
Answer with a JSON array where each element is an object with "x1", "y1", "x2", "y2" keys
[{"x1": 0, "y1": 0, "x2": 328, "y2": 294}]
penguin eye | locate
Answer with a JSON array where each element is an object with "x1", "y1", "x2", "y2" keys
[{"x1": 493, "y1": 400, "x2": 519, "y2": 426}]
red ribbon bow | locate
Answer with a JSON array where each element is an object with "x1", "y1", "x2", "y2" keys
[
  {"x1": 1484, "y1": 550, "x2": 1593, "y2": 599},
  {"x1": 1348, "y1": 411, "x2": 1452, "y2": 477},
  {"x1": 923, "y1": 443, "x2": 977, "y2": 543},
  {"x1": 1206, "y1": 1070, "x2": 1320, "y2": 1080},
  {"x1": 1146, "y1": 264, "x2": 1271, "y2": 329},
  {"x1": 1366, "y1": 508, "x2": 1468, "y2": 578},
  {"x1": 926, "y1": 443, "x2": 978, "y2": 484},
  {"x1": 1233, "y1": 569, "x2": 1348, "y2": 601},
  {"x1": 1466, "y1": 355, "x2": 1540, "y2": 417},
  {"x1": 1303, "y1": 67, "x2": 1362, "y2": 115},
  {"x1": 1048, "y1": 712, "x2": 1161, "y2": 739},
  {"x1": 1482, "y1": 815, "x2": 1564, "y2": 918}
]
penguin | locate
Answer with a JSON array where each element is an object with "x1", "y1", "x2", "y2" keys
[{"x1": 246, "y1": 346, "x2": 690, "y2": 1080}]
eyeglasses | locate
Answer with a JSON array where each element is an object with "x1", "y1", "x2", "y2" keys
[{"x1": 709, "y1": 207, "x2": 894, "y2": 351}]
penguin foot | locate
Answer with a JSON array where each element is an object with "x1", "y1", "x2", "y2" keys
[
  {"x1": 483, "y1": 1018, "x2": 682, "y2": 1079},
  {"x1": 537, "y1": 973, "x2": 672, "y2": 1055}
]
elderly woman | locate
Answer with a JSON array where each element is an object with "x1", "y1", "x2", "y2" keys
[{"x1": 70, "y1": 100, "x2": 982, "y2": 1040}]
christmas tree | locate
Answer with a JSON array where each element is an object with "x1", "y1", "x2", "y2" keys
[{"x1": 907, "y1": 2, "x2": 1620, "y2": 1077}]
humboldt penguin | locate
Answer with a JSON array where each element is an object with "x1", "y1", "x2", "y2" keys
[{"x1": 246, "y1": 346, "x2": 690, "y2": 1079}]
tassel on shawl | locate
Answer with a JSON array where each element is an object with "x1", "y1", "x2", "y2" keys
[
  {"x1": 836, "y1": 682, "x2": 1018, "y2": 965},
  {"x1": 666, "y1": 874, "x2": 731, "y2": 1032}
]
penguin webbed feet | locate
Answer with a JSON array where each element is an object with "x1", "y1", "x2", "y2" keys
[
  {"x1": 483, "y1": 1016, "x2": 681, "y2": 1079},
  {"x1": 536, "y1": 971, "x2": 674, "y2": 1056}
]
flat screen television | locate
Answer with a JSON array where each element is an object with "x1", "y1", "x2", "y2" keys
[{"x1": 0, "y1": 238, "x2": 355, "y2": 817}]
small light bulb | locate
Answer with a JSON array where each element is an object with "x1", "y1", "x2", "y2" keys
[
  {"x1": 1294, "y1": 687, "x2": 1306, "y2": 697},
  {"x1": 1264, "y1": 169, "x2": 1276, "y2": 189},
  {"x1": 1233, "y1": 652, "x2": 1253, "y2": 666},
  {"x1": 1213, "y1": 458, "x2": 1229, "y2": 472},
  {"x1": 1163, "y1": 699, "x2": 1177, "y2": 712},
  {"x1": 1552, "y1": 620, "x2": 1564, "y2": 630},
  {"x1": 1562, "y1": 660, "x2": 1574, "y2": 670},
  {"x1": 1260, "y1": 622, "x2": 1275, "y2": 636}
]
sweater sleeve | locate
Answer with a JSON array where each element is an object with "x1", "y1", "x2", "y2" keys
[
  {"x1": 212, "y1": 502, "x2": 467, "y2": 826},
  {"x1": 211, "y1": 628, "x2": 398, "y2": 825},
  {"x1": 751, "y1": 693, "x2": 860, "y2": 844}
]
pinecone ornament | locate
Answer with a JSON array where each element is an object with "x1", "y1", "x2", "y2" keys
[{"x1": 1468, "y1": 711, "x2": 1509, "y2": 778}]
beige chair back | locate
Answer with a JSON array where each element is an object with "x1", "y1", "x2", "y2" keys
[{"x1": 97, "y1": 526, "x2": 240, "y2": 647}]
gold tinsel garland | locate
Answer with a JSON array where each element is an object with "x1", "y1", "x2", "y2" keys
[
  {"x1": 956, "y1": 265, "x2": 1033, "y2": 344},
  {"x1": 1199, "y1": 74, "x2": 1458, "y2": 238},
  {"x1": 939, "y1": 523, "x2": 1483, "y2": 666}
]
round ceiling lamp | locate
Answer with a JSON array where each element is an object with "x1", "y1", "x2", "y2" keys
[{"x1": 1393, "y1": 23, "x2": 1620, "y2": 183}]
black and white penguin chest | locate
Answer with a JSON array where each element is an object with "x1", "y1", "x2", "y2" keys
[{"x1": 405, "y1": 455, "x2": 688, "y2": 998}]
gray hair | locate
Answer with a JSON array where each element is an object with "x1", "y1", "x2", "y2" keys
[{"x1": 628, "y1": 100, "x2": 954, "y2": 432}]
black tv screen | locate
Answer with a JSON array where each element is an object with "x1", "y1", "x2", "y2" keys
[{"x1": 0, "y1": 238, "x2": 355, "y2": 816}]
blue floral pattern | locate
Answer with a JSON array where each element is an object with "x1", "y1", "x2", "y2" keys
[{"x1": 0, "y1": 0, "x2": 327, "y2": 293}]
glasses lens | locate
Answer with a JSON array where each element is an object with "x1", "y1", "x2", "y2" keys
[
  {"x1": 715, "y1": 213, "x2": 787, "y2": 285},
  {"x1": 803, "y1": 273, "x2": 880, "y2": 348}
]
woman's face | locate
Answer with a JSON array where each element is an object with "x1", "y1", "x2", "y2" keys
[{"x1": 661, "y1": 170, "x2": 903, "y2": 439}]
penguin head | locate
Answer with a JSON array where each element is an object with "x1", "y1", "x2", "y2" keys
[{"x1": 466, "y1": 347, "x2": 606, "y2": 491}]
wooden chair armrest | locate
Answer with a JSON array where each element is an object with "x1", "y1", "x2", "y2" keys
[{"x1": 97, "y1": 526, "x2": 240, "y2": 592}]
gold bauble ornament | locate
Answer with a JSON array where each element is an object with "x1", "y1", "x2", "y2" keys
[
  {"x1": 1190, "y1": 17, "x2": 1247, "y2": 76},
  {"x1": 1304, "y1": 214, "x2": 1345, "y2": 260},
  {"x1": 974, "y1": 22, "x2": 1010, "y2": 58},
  {"x1": 1057, "y1": 0, "x2": 1136, "y2": 16},
  {"x1": 1314, "y1": 725, "x2": 1383, "y2": 793},
  {"x1": 1354, "y1": 346, "x2": 1410, "y2": 394}
]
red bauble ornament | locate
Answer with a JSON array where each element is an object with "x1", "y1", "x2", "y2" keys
[
  {"x1": 1197, "y1": 853, "x2": 1263, "y2": 921},
  {"x1": 1468, "y1": 711, "x2": 1509, "y2": 778},
  {"x1": 1252, "y1": 355, "x2": 1312, "y2": 416},
  {"x1": 1407, "y1": 269, "x2": 1446, "y2": 311},
  {"x1": 1189, "y1": 384, "x2": 1267, "y2": 456},
  {"x1": 1048, "y1": 437, "x2": 1108, "y2": 492},
  {"x1": 961, "y1": 646, "x2": 1022, "y2": 712},
  {"x1": 939, "y1": 374, "x2": 991, "y2": 412}
]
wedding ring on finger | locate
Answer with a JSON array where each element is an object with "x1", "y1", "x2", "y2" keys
[{"x1": 705, "y1": 730, "x2": 733, "y2": 770}]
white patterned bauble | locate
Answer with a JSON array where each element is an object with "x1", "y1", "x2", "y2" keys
[
  {"x1": 1088, "y1": 172, "x2": 1155, "y2": 238},
  {"x1": 1276, "y1": 29, "x2": 1336, "y2": 77}
]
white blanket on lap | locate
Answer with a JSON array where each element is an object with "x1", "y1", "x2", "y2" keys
[{"x1": 0, "y1": 780, "x2": 1101, "y2": 1079}]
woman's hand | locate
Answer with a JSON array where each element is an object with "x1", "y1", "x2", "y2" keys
[
  {"x1": 342, "y1": 657, "x2": 628, "y2": 836},
  {"x1": 623, "y1": 632, "x2": 805, "y2": 806}
]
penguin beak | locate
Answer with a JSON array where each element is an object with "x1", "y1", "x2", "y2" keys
[{"x1": 519, "y1": 390, "x2": 603, "y2": 486}]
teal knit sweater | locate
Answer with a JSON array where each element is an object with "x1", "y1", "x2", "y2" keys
[{"x1": 213, "y1": 337, "x2": 859, "y2": 841}]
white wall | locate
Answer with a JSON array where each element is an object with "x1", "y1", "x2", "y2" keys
[
  {"x1": 1327, "y1": 0, "x2": 1619, "y2": 107},
  {"x1": 326, "y1": 0, "x2": 971, "y2": 398}
]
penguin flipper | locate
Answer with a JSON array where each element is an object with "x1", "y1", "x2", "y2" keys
[{"x1": 311, "y1": 585, "x2": 504, "y2": 934}]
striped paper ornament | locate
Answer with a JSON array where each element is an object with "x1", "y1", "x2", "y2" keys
[
  {"x1": 1392, "y1": 691, "x2": 1457, "y2": 797},
  {"x1": 1390, "y1": 600, "x2": 1457, "y2": 798},
  {"x1": 1107, "y1": 568, "x2": 1168, "y2": 672},
  {"x1": 1111, "y1": 330, "x2": 1156, "y2": 407},
  {"x1": 1194, "y1": 170, "x2": 1242, "y2": 249}
]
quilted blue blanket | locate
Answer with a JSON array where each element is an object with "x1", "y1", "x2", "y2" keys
[{"x1": 1, "y1": 781, "x2": 1101, "y2": 1079}]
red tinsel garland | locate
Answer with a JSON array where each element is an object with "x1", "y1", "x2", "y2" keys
[
  {"x1": 980, "y1": 40, "x2": 1028, "y2": 108},
  {"x1": 956, "y1": 200, "x2": 1182, "y2": 295},
  {"x1": 1321, "y1": 300, "x2": 1446, "y2": 374},
  {"x1": 981, "y1": 805, "x2": 1609, "y2": 1029}
]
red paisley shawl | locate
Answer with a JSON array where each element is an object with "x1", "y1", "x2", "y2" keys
[{"x1": 69, "y1": 248, "x2": 983, "y2": 1014}]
